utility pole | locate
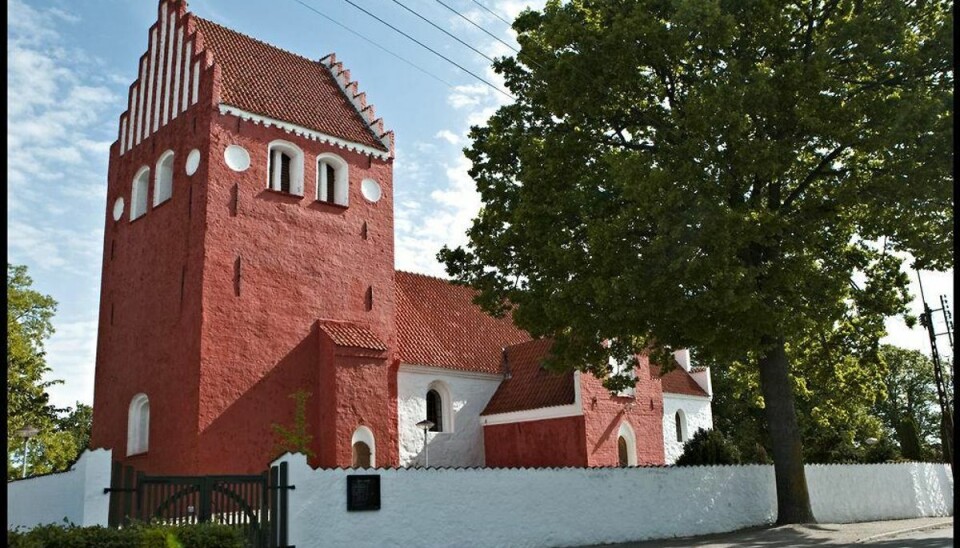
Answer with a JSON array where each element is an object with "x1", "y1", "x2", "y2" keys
[{"x1": 916, "y1": 271, "x2": 953, "y2": 465}]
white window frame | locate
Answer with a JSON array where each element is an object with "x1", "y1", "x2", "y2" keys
[
  {"x1": 127, "y1": 393, "x2": 150, "y2": 456},
  {"x1": 617, "y1": 421, "x2": 638, "y2": 466},
  {"x1": 675, "y1": 409, "x2": 688, "y2": 443},
  {"x1": 131, "y1": 166, "x2": 150, "y2": 220},
  {"x1": 316, "y1": 152, "x2": 349, "y2": 206},
  {"x1": 266, "y1": 140, "x2": 304, "y2": 196},
  {"x1": 426, "y1": 380, "x2": 454, "y2": 433},
  {"x1": 154, "y1": 150, "x2": 174, "y2": 206}
]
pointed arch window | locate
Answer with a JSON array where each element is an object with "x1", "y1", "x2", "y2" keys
[{"x1": 675, "y1": 410, "x2": 687, "y2": 443}]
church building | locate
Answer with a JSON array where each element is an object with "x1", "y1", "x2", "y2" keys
[{"x1": 90, "y1": 0, "x2": 713, "y2": 475}]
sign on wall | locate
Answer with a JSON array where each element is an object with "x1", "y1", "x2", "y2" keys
[{"x1": 347, "y1": 475, "x2": 381, "y2": 511}]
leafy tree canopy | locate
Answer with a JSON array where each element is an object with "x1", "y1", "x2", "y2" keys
[
  {"x1": 7, "y1": 264, "x2": 92, "y2": 477},
  {"x1": 440, "y1": 0, "x2": 951, "y2": 523}
]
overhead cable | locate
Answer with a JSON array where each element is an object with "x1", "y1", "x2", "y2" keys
[
  {"x1": 334, "y1": 0, "x2": 514, "y2": 99},
  {"x1": 290, "y1": 0, "x2": 453, "y2": 87}
]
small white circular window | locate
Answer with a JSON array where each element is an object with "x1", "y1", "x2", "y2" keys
[
  {"x1": 361, "y1": 179, "x2": 382, "y2": 203},
  {"x1": 112, "y1": 197, "x2": 125, "y2": 221},
  {"x1": 224, "y1": 145, "x2": 250, "y2": 172},
  {"x1": 185, "y1": 149, "x2": 201, "y2": 175}
]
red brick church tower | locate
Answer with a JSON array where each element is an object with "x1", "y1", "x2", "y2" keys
[{"x1": 91, "y1": 0, "x2": 399, "y2": 474}]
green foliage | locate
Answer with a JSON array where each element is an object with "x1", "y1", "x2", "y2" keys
[
  {"x1": 874, "y1": 345, "x2": 944, "y2": 460},
  {"x1": 897, "y1": 415, "x2": 923, "y2": 460},
  {"x1": 271, "y1": 390, "x2": 315, "y2": 458},
  {"x1": 7, "y1": 264, "x2": 93, "y2": 477},
  {"x1": 675, "y1": 429, "x2": 742, "y2": 466},
  {"x1": 7, "y1": 522, "x2": 248, "y2": 548}
]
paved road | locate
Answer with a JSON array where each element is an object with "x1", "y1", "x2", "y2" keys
[{"x1": 581, "y1": 517, "x2": 953, "y2": 547}]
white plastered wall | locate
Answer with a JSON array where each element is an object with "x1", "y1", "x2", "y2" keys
[
  {"x1": 6, "y1": 449, "x2": 113, "y2": 530},
  {"x1": 275, "y1": 454, "x2": 953, "y2": 548},
  {"x1": 397, "y1": 364, "x2": 502, "y2": 468},
  {"x1": 662, "y1": 393, "x2": 713, "y2": 464}
]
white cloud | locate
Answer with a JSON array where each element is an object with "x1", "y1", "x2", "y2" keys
[{"x1": 435, "y1": 129, "x2": 462, "y2": 145}]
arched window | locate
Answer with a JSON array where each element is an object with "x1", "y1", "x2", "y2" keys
[
  {"x1": 127, "y1": 393, "x2": 150, "y2": 456},
  {"x1": 426, "y1": 390, "x2": 442, "y2": 432},
  {"x1": 316, "y1": 153, "x2": 348, "y2": 206},
  {"x1": 154, "y1": 150, "x2": 174, "y2": 206},
  {"x1": 351, "y1": 426, "x2": 376, "y2": 468},
  {"x1": 617, "y1": 421, "x2": 637, "y2": 466},
  {"x1": 131, "y1": 167, "x2": 150, "y2": 220},
  {"x1": 675, "y1": 410, "x2": 687, "y2": 443},
  {"x1": 266, "y1": 140, "x2": 304, "y2": 196},
  {"x1": 425, "y1": 381, "x2": 453, "y2": 432}
]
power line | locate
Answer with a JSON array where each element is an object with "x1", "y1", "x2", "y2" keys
[
  {"x1": 289, "y1": 0, "x2": 454, "y2": 88},
  {"x1": 390, "y1": 0, "x2": 496, "y2": 65},
  {"x1": 470, "y1": 0, "x2": 513, "y2": 27},
  {"x1": 334, "y1": 0, "x2": 514, "y2": 99},
  {"x1": 435, "y1": 0, "x2": 519, "y2": 55}
]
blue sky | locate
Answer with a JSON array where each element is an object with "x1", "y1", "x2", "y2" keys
[{"x1": 7, "y1": 0, "x2": 953, "y2": 411}]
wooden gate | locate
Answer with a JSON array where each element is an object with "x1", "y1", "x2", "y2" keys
[{"x1": 106, "y1": 461, "x2": 293, "y2": 547}]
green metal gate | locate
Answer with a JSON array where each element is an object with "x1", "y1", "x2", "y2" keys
[{"x1": 106, "y1": 461, "x2": 293, "y2": 547}]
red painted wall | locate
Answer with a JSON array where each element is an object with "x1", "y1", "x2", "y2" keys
[
  {"x1": 580, "y1": 355, "x2": 665, "y2": 466},
  {"x1": 90, "y1": 28, "x2": 214, "y2": 474},
  {"x1": 483, "y1": 416, "x2": 587, "y2": 468},
  {"x1": 93, "y1": 3, "x2": 398, "y2": 474}
]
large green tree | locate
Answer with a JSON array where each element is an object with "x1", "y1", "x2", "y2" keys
[
  {"x1": 439, "y1": 0, "x2": 952, "y2": 523},
  {"x1": 7, "y1": 264, "x2": 92, "y2": 477},
  {"x1": 874, "y1": 344, "x2": 945, "y2": 460}
]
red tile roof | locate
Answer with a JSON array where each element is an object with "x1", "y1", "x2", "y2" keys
[
  {"x1": 318, "y1": 320, "x2": 387, "y2": 351},
  {"x1": 395, "y1": 272, "x2": 531, "y2": 374},
  {"x1": 481, "y1": 339, "x2": 576, "y2": 415},
  {"x1": 194, "y1": 17, "x2": 388, "y2": 151},
  {"x1": 650, "y1": 360, "x2": 709, "y2": 397}
]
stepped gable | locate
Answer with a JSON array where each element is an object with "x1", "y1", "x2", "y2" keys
[
  {"x1": 395, "y1": 271, "x2": 531, "y2": 374},
  {"x1": 193, "y1": 16, "x2": 391, "y2": 154},
  {"x1": 649, "y1": 359, "x2": 709, "y2": 397},
  {"x1": 481, "y1": 339, "x2": 576, "y2": 416}
]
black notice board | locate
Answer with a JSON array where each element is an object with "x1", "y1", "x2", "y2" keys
[{"x1": 347, "y1": 475, "x2": 381, "y2": 511}]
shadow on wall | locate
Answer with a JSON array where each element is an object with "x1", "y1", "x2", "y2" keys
[{"x1": 200, "y1": 327, "x2": 319, "y2": 474}]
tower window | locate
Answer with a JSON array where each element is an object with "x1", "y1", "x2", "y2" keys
[
  {"x1": 317, "y1": 153, "x2": 349, "y2": 206},
  {"x1": 266, "y1": 140, "x2": 304, "y2": 196},
  {"x1": 127, "y1": 393, "x2": 150, "y2": 456},
  {"x1": 154, "y1": 150, "x2": 174, "y2": 206},
  {"x1": 131, "y1": 166, "x2": 150, "y2": 220}
]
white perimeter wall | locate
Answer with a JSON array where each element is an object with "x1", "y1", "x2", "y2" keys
[
  {"x1": 397, "y1": 365, "x2": 502, "y2": 468},
  {"x1": 7, "y1": 449, "x2": 113, "y2": 531},
  {"x1": 277, "y1": 454, "x2": 953, "y2": 548},
  {"x1": 662, "y1": 394, "x2": 713, "y2": 464}
]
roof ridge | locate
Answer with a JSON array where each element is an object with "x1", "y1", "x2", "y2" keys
[
  {"x1": 319, "y1": 53, "x2": 394, "y2": 155},
  {"x1": 194, "y1": 16, "x2": 318, "y2": 68},
  {"x1": 395, "y1": 269, "x2": 457, "y2": 284}
]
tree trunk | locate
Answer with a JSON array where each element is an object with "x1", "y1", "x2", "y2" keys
[{"x1": 758, "y1": 336, "x2": 816, "y2": 524}]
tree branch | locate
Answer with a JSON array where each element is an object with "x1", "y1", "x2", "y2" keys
[{"x1": 781, "y1": 144, "x2": 848, "y2": 211}]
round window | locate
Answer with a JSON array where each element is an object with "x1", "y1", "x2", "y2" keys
[
  {"x1": 185, "y1": 149, "x2": 201, "y2": 175},
  {"x1": 224, "y1": 145, "x2": 250, "y2": 172},
  {"x1": 112, "y1": 197, "x2": 125, "y2": 221},
  {"x1": 361, "y1": 179, "x2": 382, "y2": 203}
]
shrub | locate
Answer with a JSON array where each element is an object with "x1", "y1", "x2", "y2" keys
[
  {"x1": 675, "y1": 428, "x2": 742, "y2": 466},
  {"x1": 7, "y1": 522, "x2": 249, "y2": 548}
]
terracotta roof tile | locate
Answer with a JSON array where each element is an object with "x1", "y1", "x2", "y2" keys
[
  {"x1": 481, "y1": 339, "x2": 576, "y2": 415},
  {"x1": 649, "y1": 360, "x2": 709, "y2": 397},
  {"x1": 318, "y1": 320, "x2": 387, "y2": 351},
  {"x1": 194, "y1": 17, "x2": 387, "y2": 151},
  {"x1": 395, "y1": 272, "x2": 531, "y2": 374}
]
